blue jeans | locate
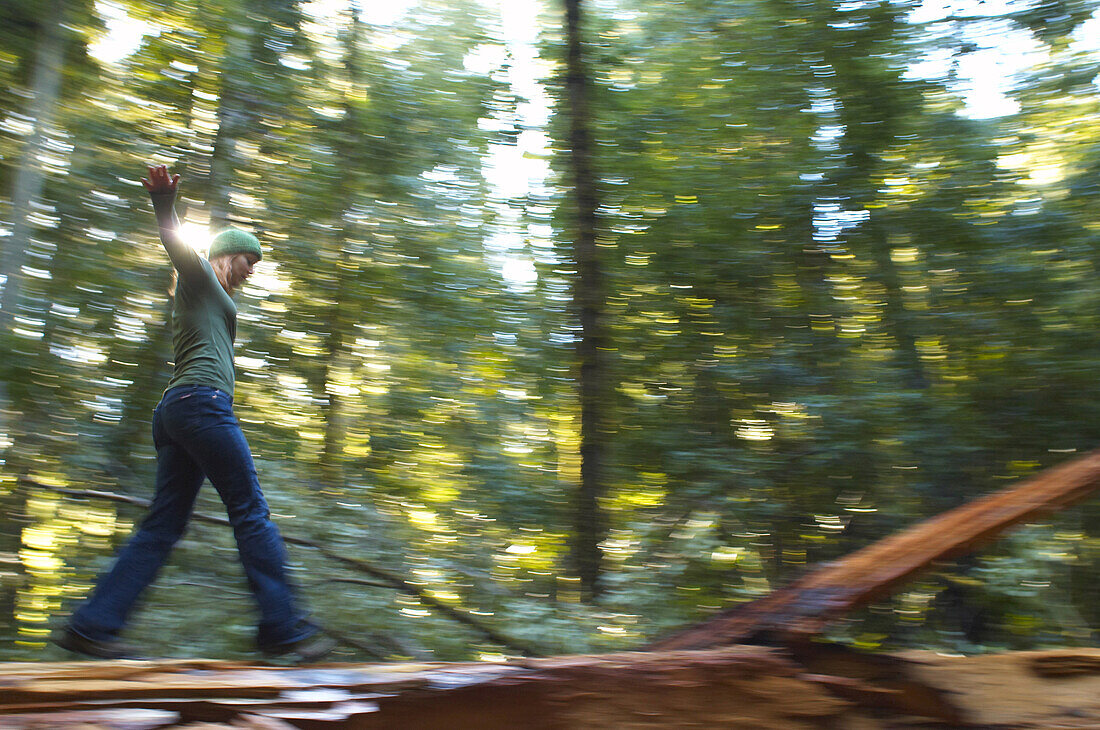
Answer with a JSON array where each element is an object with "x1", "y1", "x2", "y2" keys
[{"x1": 70, "y1": 384, "x2": 313, "y2": 649}]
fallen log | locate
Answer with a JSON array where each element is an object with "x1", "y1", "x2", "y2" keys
[
  {"x1": 652, "y1": 447, "x2": 1100, "y2": 651},
  {"x1": 0, "y1": 648, "x2": 912, "y2": 729},
  {"x1": 5, "y1": 648, "x2": 1100, "y2": 728}
]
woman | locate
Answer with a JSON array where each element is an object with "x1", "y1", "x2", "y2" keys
[{"x1": 56, "y1": 165, "x2": 332, "y2": 661}]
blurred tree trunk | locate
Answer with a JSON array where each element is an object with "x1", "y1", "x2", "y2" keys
[
  {"x1": 819, "y1": 1, "x2": 929, "y2": 393},
  {"x1": 109, "y1": 290, "x2": 174, "y2": 472},
  {"x1": 319, "y1": 248, "x2": 353, "y2": 488},
  {"x1": 316, "y1": 8, "x2": 369, "y2": 490},
  {"x1": 204, "y1": 22, "x2": 252, "y2": 229},
  {"x1": 0, "y1": 0, "x2": 68, "y2": 332},
  {"x1": 562, "y1": 0, "x2": 609, "y2": 601},
  {"x1": 0, "y1": 0, "x2": 70, "y2": 439},
  {"x1": 861, "y1": 190, "x2": 928, "y2": 391}
]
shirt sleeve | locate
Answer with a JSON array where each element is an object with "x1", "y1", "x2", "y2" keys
[{"x1": 149, "y1": 191, "x2": 204, "y2": 282}]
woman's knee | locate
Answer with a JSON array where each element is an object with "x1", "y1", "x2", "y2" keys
[
  {"x1": 225, "y1": 492, "x2": 271, "y2": 528},
  {"x1": 130, "y1": 524, "x2": 186, "y2": 552}
]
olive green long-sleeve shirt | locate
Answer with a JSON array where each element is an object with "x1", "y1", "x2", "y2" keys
[{"x1": 150, "y1": 192, "x2": 237, "y2": 395}]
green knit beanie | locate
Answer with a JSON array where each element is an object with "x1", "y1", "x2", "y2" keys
[{"x1": 208, "y1": 228, "x2": 262, "y2": 261}]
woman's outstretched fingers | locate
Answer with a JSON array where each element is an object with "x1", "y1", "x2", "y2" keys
[{"x1": 141, "y1": 165, "x2": 180, "y2": 194}]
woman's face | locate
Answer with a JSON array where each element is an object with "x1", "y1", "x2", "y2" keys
[{"x1": 227, "y1": 253, "x2": 260, "y2": 289}]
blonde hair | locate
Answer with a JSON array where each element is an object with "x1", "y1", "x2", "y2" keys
[
  {"x1": 209, "y1": 254, "x2": 240, "y2": 295},
  {"x1": 209, "y1": 255, "x2": 234, "y2": 293},
  {"x1": 167, "y1": 255, "x2": 236, "y2": 298}
]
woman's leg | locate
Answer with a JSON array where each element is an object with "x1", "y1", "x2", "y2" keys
[
  {"x1": 160, "y1": 388, "x2": 311, "y2": 648},
  {"x1": 69, "y1": 403, "x2": 205, "y2": 641}
]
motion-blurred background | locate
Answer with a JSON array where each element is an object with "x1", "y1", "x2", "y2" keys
[{"x1": 1, "y1": 0, "x2": 1099, "y2": 661}]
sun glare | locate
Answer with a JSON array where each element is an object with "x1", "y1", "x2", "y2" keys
[
  {"x1": 248, "y1": 261, "x2": 290, "y2": 295},
  {"x1": 178, "y1": 222, "x2": 211, "y2": 253}
]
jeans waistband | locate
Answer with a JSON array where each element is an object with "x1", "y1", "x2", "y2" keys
[{"x1": 163, "y1": 384, "x2": 233, "y2": 403}]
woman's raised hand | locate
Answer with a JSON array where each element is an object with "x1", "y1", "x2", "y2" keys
[{"x1": 141, "y1": 164, "x2": 180, "y2": 195}]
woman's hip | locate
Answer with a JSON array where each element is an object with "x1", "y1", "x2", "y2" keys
[{"x1": 155, "y1": 384, "x2": 242, "y2": 446}]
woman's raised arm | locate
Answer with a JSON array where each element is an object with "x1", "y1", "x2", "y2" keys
[{"x1": 141, "y1": 164, "x2": 201, "y2": 277}]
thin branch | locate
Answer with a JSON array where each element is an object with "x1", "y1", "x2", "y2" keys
[
  {"x1": 321, "y1": 626, "x2": 388, "y2": 659},
  {"x1": 166, "y1": 581, "x2": 250, "y2": 598},
  {"x1": 311, "y1": 576, "x2": 394, "y2": 590},
  {"x1": 323, "y1": 625, "x2": 430, "y2": 661}
]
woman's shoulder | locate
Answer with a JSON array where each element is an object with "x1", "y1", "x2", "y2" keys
[{"x1": 176, "y1": 256, "x2": 220, "y2": 296}]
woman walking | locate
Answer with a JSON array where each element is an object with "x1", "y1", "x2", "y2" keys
[{"x1": 56, "y1": 165, "x2": 332, "y2": 662}]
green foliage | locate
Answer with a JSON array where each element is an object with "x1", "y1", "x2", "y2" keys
[{"x1": 1, "y1": 0, "x2": 1098, "y2": 661}]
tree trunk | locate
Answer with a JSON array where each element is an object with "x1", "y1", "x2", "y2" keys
[
  {"x1": 866, "y1": 216, "x2": 928, "y2": 390},
  {"x1": 317, "y1": 8, "x2": 369, "y2": 490},
  {"x1": 0, "y1": 0, "x2": 70, "y2": 438},
  {"x1": 562, "y1": 0, "x2": 609, "y2": 601},
  {"x1": 108, "y1": 291, "x2": 174, "y2": 473},
  {"x1": 0, "y1": 0, "x2": 68, "y2": 331},
  {"x1": 204, "y1": 24, "x2": 252, "y2": 229},
  {"x1": 319, "y1": 267, "x2": 351, "y2": 488}
]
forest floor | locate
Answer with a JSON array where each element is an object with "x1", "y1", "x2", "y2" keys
[{"x1": 2, "y1": 646, "x2": 1099, "y2": 728}]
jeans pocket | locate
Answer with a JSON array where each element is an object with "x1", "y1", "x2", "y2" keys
[
  {"x1": 164, "y1": 385, "x2": 206, "y2": 406},
  {"x1": 162, "y1": 388, "x2": 207, "y2": 433}
]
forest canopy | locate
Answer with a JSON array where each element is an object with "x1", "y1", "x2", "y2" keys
[{"x1": 1, "y1": 0, "x2": 1099, "y2": 661}]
